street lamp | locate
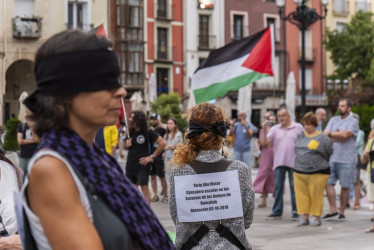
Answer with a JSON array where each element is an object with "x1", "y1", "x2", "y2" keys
[{"x1": 276, "y1": 0, "x2": 328, "y2": 116}]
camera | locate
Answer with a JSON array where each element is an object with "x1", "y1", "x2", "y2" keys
[
  {"x1": 267, "y1": 121, "x2": 275, "y2": 127},
  {"x1": 237, "y1": 118, "x2": 241, "y2": 122}
]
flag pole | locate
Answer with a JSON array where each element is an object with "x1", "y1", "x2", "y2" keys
[{"x1": 121, "y1": 97, "x2": 130, "y2": 138}]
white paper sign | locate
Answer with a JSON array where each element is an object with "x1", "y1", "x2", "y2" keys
[{"x1": 174, "y1": 170, "x2": 243, "y2": 222}]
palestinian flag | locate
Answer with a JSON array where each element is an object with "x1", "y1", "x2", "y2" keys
[
  {"x1": 191, "y1": 26, "x2": 274, "y2": 104},
  {"x1": 89, "y1": 24, "x2": 107, "y2": 38}
]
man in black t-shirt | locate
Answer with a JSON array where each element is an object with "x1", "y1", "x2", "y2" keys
[
  {"x1": 17, "y1": 119, "x2": 40, "y2": 171},
  {"x1": 124, "y1": 111, "x2": 166, "y2": 204},
  {"x1": 149, "y1": 113, "x2": 168, "y2": 203}
]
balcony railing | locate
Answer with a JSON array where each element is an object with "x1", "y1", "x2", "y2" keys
[
  {"x1": 156, "y1": 45, "x2": 177, "y2": 61},
  {"x1": 120, "y1": 72, "x2": 144, "y2": 87},
  {"x1": 157, "y1": 8, "x2": 168, "y2": 19},
  {"x1": 253, "y1": 78, "x2": 281, "y2": 89},
  {"x1": 298, "y1": 47, "x2": 316, "y2": 62},
  {"x1": 116, "y1": 27, "x2": 143, "y2": 42},
  {"x1": 198, "y1": 35, "x2": 216, "y2": 50},
  {"x1": 12, "y1": 17, "x2": 42, "y2": 39},
  {"x1": 333, "y1": 0, "x2": 349, "y2": 15},
  {"x1": 356, "y1": 1, "x2": 371, "y2": 12}
]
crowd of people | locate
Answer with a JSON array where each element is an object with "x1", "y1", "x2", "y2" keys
[
  {"x1": 1, "y1": 29, "x2": 374, "y2": 250},
  {"x1": 247, "y1": 98, "x2": 374, "y2": 232}
]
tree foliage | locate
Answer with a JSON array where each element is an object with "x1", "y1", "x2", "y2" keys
[
  {"x1": 352, "y1": 105, "x2": 374, "y2": 139},
  {"x1": 3, "y1": 118, "x2": 21, "y2": 151},
  {"x1": 323, "y1": 11, "x2": 374, "y2": 86},
  {"x1": 150, "y1": 93, "x2": 188, "y2": 134}
]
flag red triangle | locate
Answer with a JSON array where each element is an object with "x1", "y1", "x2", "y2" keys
[
  {"x1": 96, "y1": 24, "x2": 107, "y2": 38},
  {"x1": 241, "y1": 27, "x2": 273, "y2": 76}
]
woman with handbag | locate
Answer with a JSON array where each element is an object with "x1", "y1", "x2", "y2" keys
[
  {"x1": 168, "y1": 103, "x2": 254, "y2": 250},
  {"x1": 360, "y1": 138, "x2": 374, "y2": 233},
  {"x1": 21, "y1": 30, "x2": 174, "y2": 250}
]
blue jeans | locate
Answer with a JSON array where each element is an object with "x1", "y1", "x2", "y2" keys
[
  {"x1": 272, "y1": 166, "x2": 297, "y2": 216},
  {"x1": 234, "y1": 150, "x2": 251, "y2": 170}
]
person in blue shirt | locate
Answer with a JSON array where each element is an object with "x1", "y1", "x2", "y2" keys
[{"x1": 230, "y1": 112, "x2": 253, "y2": 174}]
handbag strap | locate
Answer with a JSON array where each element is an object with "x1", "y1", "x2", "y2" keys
[
  {"x1": 215, "y1": 224, "x2": 246, "y2": 250},
  {"x1": 181, "y1": 224, "x2": 209, "y2": 250}
]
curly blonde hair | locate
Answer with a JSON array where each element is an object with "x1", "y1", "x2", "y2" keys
[{"x1": 171, "y1": 103, "x2": 228, "y2": 166}]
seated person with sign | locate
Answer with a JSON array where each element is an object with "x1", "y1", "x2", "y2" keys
[{"x1": 168, "y1": 103, "x2": 255, "y2": 250}]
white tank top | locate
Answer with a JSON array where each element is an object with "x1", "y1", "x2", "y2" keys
[
  {"x1": 21, "y1": 150, "x2": 92, "y2": 250},
  {"x1": 0, "y1": 160, "x2": 19, "y2": 235}
]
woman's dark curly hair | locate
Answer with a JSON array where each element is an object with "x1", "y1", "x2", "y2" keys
[
  {"x1": 27, "y1": 30, "x2": 113, "y2": 137},
  {"x1": 129, "y1": 111, "x2": 148, "y2": 136},
  {"x1": 171, "y1": 103, "x2": 228, "y2": 166}
]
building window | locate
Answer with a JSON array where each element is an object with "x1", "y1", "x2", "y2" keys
[
  {"x1": 231, "y1": 11, "x2": 248, "y2": 41},
  {"x1": 356, "y1": 0, "x2": 371, "y2": 12},
  {"x1": 117, "y1": 43, "x2": 144, "y2": 86},
  {"x1": 233, "y1": 15, "x2": 243, "y2": 41},
  {"x1": 157, "y1": 0, "x2": 167, "y2": 18},
  {"x1": 335, "y1": 21, "x2": 346, "y2": 32},
  {"x1": 199, "y1": 15, "x2": 210, "y2": 49},
  {"x1": 156, "y1": 68, "x2": 169, "y2": 95},
  {"x1": 299, "y1": 69, "x2": 312, "y2": 93},
  {"x1": 116, "y1": 1, "x2": 143, "y2": 41},
  {"x1": 116, "y1": 0, "x2": 144, "y2": 86},
  {"x1": 299, "y1": 29, "x2": 312, "y2": 60},
  {"x1": 67, "y1": 1, "x2": 89, "y2": 31},
  {"x1": 14, "y1": 0, "x2": 34, "y2": 17},
  {"x1": 129, "y1": 6, "x2": 141, "y2": 27},
  {"x1": 265, "y1": 15, "x2": 280, "y2": 42},
  {"x1": 157, "y1": 28, "x2": 168, "y2": 60},
  {"x1": 333, "y1": 0, "x2": 349, "y2": 14}
]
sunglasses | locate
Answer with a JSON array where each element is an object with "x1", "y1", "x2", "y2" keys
[{"x1": 0, "y1": 215, "x2": 9, "y2": 237}]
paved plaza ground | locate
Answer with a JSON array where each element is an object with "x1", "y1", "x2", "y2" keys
[
  {"x1": 150, "y1": 167, "x2": 374, "y2": 250},
  {"x1": 118, "y1": 152, "x2": 374, "y2": 249}
]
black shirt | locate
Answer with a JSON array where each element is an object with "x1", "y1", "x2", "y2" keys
[
  {"x1": 126, "y1": 129, "x2": 159, "y2": 170},
  {"x1": 17, "y1": 123, "x2": 38, "y2": 158},
  {"x1": 151, "y1": 126, "x2": 166, "y2": 156}
]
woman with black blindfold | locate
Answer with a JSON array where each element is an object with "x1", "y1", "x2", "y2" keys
[
  {"x1": 168, "y1": 103, "x2": 254, "y2": 250},
  {"x1": 20, "y1": 30, "x2": 174, "y2": 250}
]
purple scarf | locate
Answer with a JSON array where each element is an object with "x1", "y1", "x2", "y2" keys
[{"x1": 38, "y1": 128, "x2": 175, "y2": 250}]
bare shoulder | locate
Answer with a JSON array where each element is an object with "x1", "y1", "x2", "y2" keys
[
  {"x1": 27, "y1": 155, "x2": 81, "y2": 215},
  {"x1": 29, "y1": 155, "x2": 76, "y2": 189}
]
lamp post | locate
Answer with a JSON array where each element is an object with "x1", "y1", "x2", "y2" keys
[{"x1": 276, "y1": 0, "x2": 328, "y2": 116}]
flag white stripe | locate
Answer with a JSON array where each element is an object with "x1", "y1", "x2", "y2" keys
[{"x1": 191, "y1": 55, "x2": 252, "y2": 91}]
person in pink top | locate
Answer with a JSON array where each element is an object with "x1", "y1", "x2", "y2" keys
[
  {"x1": 261, "y1": 107, "x2": 304, "y2": 220},
  {"x1": 253, "y1": 112, "x2": 276, "y2": 208}
]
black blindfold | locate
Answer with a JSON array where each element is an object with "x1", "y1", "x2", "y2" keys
[{"x1": 24, "y1": 49, "x2": 121, "y2": 111}]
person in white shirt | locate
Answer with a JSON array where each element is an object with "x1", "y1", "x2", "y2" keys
[{"x1": 0, "y1": 155, "x2": 23, "y2": 250}]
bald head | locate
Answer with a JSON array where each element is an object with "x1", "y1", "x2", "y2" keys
[
  {"x1": 237, "y1": 112, "x2": 247, "y2": 120},
  {"x1": 315, "y1": 108, "x2": 326, "y2": 122}
]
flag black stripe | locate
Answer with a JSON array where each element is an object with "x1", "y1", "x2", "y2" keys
[{"x1": 196, "y1": 27, "x2": 268, "y2": 73}]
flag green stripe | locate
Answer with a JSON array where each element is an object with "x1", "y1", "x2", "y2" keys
[{"x1": 193, "y1": 71, "x2": 269, "y2": 104}]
